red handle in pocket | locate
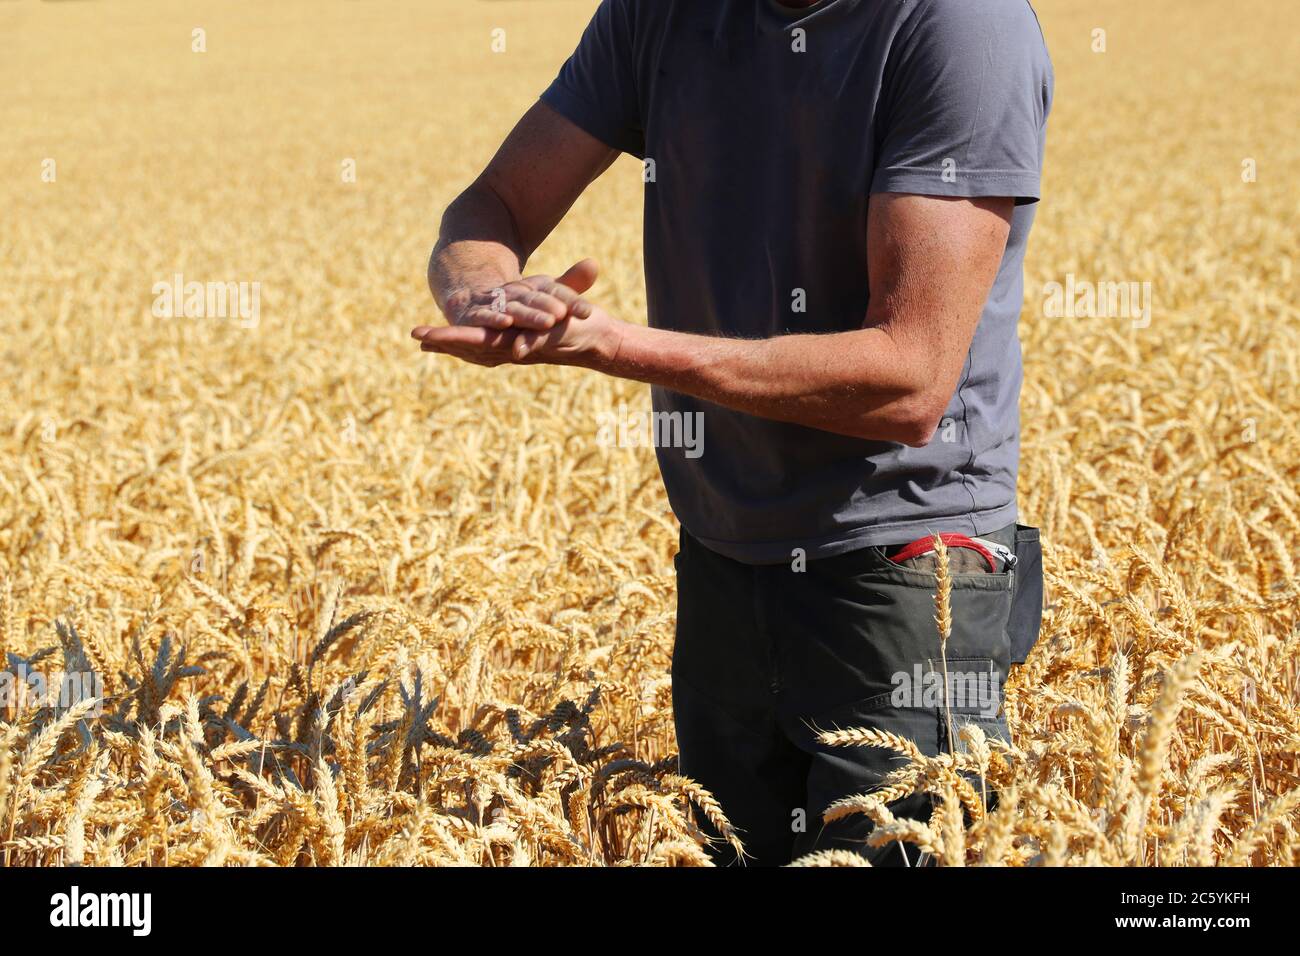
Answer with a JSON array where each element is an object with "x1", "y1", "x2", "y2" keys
[{"x1": 887, "y1": 533, "x2": 999, "y2": 572}]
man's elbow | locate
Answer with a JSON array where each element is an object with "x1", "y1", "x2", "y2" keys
[
  {"x1": 889, "y1": 416, "x2": 941, "y2": 448},
  {"x1": 866, "y1": 393, "x2": 948, "y2": 448},
  {"x1": 896, "y1": 419, "x2": 940, "y2": 448}
]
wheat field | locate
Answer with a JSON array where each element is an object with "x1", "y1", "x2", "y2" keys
[{"x1": 0, "y1": 0, "x2": 1296, "y2": 867}]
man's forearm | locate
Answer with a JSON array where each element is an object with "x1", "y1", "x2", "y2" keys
[
  {"x1": 586, "y1": 323, "x2": 947, "y2": 447},
  {"x1": 427, "y1": 183, "x2": 525, "y2": 317},
  {"x1": 420, "y1": 189, "x2": 954, "y2": 446}
]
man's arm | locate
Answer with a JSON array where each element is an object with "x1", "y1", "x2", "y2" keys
[
  {"x1": 596, "y1": 194, "x2": 1012, "y2": 446},
  {"x1": 428, "y1": 101, "x2": 619, "y2": 330},
  {"x1": 416, "y1": 193, "x2": 1012, "y2": 447}
]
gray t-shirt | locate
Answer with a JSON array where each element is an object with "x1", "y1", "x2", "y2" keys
[{"x1": 541, "y1": 0, "x2": 1053, "y2": 564}]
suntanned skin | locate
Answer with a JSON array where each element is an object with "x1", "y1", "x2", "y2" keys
[{"x1": 417, "y1": 102, "x2": 1013, "y2": 448}]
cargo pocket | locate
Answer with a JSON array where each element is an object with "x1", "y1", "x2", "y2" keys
[
  {"x1": 820, "y1": 545, "x2": 1014, "y2": 745},
  {"x1": 937, "y1": 569, "x2": 1014, "y2": 666},
  {"x1": 879, "y1": 560, "x2": 1014, "y2": 747}
]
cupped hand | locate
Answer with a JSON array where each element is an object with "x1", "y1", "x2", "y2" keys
[
  {"x1": 413, "y1": 259, "x2": 621, "y2": 368},
  {"x1": 444, "y1": 259, "x2": 600, "y2": 331}
]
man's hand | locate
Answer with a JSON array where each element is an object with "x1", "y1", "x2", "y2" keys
[
  {"x1": 414, "y1": 259, "x2": 623, "y2": 367},
  {"x1": 441, "y1": 259, "x2": 599, "y2": 331}
]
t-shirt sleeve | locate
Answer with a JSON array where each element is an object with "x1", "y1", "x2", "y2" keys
[
  {"x1": 539, "y1": 0, "x2": 644, "y2": 158},
  {"x1": 870, "y1": 0, "x2": 1053, "y2": 205}
]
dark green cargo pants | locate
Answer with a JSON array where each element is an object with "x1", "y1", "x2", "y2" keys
[{"x1": 671, "y1": 524, "x2": 1033, "y2": 866}]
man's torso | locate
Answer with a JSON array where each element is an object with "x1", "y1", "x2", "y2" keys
[{"x1": 544, "y1": 0, "x2": 1054, "y2": 562}]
